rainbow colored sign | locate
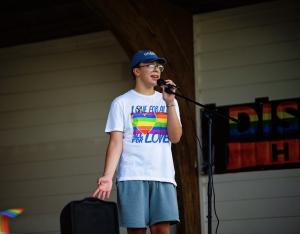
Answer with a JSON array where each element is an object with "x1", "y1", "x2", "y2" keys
[
  {"x1": 0, "y1": 208, "x2": 24, "y2": 234},
  {"x1": 201, "y1": 97, "x2": 300, "y2": 173}
]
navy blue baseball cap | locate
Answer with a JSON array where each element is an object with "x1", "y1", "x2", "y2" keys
[{"x1": 130, "y1": 50, "x2": 167, "y2": 69}]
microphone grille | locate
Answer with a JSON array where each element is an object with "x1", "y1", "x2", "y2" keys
[{"x1": 157, "y1": 79, "x2": 165, "y2": 86}]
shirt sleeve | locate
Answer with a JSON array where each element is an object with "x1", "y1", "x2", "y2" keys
[{"x1": 105, "y1": 99, "x2": 124, "y2": 133}]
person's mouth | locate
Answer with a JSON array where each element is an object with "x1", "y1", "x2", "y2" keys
[{"x1": 151, "y1": 75, "x2": 159, "y2": 80}]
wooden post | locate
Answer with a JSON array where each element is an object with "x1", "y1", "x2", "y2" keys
[{"x1": 84, "y1": 1, "x2": 201, "y2": 233}]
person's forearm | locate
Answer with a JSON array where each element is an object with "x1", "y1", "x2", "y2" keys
[
  {"x1": 167, "y1": 104, "x2": 182, "y2": 143},
  {"x1": 102, "y1": 132, "x2": 123, "y2": 178}
]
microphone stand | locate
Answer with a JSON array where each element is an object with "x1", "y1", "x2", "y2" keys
[{"x1": 164, "y1": 87, "x2": 238, "y2": 234}]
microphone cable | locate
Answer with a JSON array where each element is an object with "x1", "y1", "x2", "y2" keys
[{"x1": 175, "y1": 88, "x2": 220, "y2": 234}]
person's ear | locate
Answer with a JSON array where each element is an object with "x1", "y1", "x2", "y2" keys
[{"x1": 133, "y1": 67, "x2": 140, "y2": 77}]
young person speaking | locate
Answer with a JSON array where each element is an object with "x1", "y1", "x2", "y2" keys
[{"x1": 93, "y1": 50, "x2": 182, "y2": 234}]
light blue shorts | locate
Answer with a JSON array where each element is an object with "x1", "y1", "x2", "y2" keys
[{"x1": 116, "y1": 180, "x2": 180, "y2": 228}]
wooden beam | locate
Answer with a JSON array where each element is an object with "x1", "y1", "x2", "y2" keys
[
  {"x1": 83, "y1": 1, "x2": 201, "y2": 233},
  {"x1": 0, "y1": 1, "x2": 106, "y2": 48}
]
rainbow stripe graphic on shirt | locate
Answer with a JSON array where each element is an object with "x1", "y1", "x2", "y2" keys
[{"x1": 131, "y1": 112, "x2": 167, "y2": 135}]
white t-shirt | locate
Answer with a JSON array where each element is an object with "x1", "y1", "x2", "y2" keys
[{"x1": 105, "y1": 89, "x2": 181, "y2": 186}]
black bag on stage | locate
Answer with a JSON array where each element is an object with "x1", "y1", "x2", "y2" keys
[{"x1": 60, "y1": 197, "x2": 119, "y2": 234}]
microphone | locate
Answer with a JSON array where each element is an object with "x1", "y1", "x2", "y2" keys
[{"x1": 157, "y1": 79, "x2": 177, "y2": 93}]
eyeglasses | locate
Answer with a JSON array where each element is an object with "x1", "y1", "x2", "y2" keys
[{"x1": 138, "y1": 64, "x2": 164, "y2": 72}]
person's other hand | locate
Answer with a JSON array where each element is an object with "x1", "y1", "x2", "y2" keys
[
  {"x1": 162, "y1": 79, "x2": 176, "y2": 105},
  {"x1": 92, "y1": 175, "x2": 113, "y2": 200}
]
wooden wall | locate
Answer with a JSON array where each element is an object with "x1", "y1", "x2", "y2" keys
[
  {"x1": 194, "y1": 0, "x2": 300, "y2": 233},
  {"x1": 0, "y1": 31, "x2": 133, "y2": 234}
]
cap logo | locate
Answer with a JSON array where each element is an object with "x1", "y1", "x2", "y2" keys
[{"x1": 144, "y1": 51, "x2": 156, "y2": 56}]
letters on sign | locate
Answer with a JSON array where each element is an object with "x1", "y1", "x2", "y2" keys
[{"x1": 201, "y1": 97, "x2": 300, "y2": 173}]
